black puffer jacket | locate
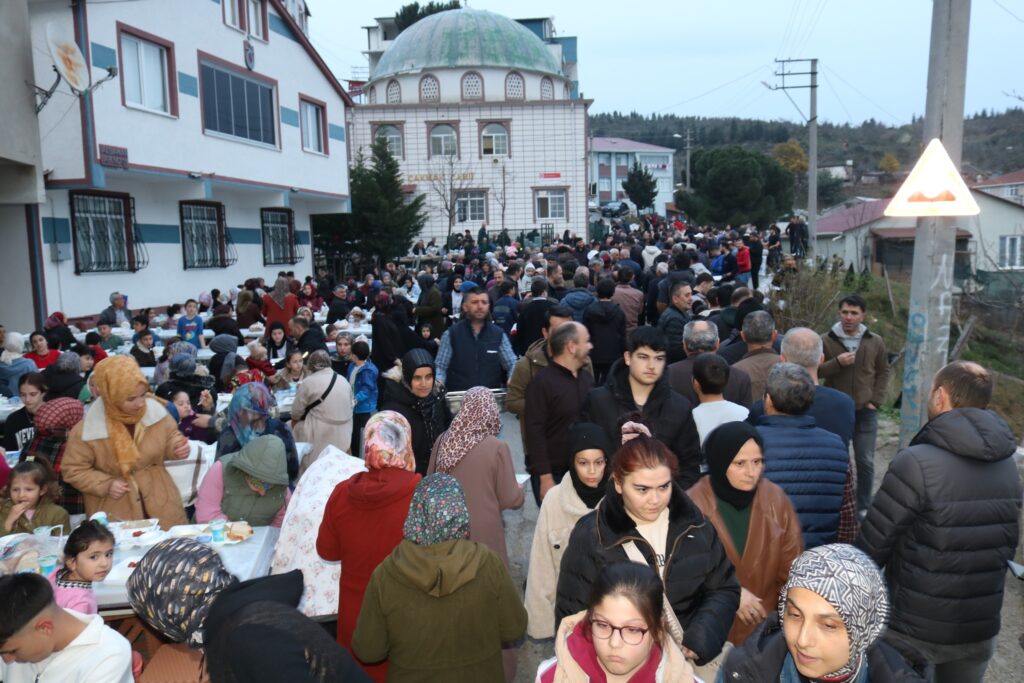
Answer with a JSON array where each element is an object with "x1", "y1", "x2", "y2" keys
[
  {"x1": 555, "y1": 480, "x2": 739, "y2": 664},
  {"x1": 719, "y1": 613, "x2": 931, "y2": 682},
  {"x1": 858, "y1": 407, "x2": 1022, "y2": 645},
  {"x1": 582, "y1": 300, "x2": 626, "y2": 365},
  {"x1": 378, "y1": 377, "x2": 452, "y2": 476},
  {"x1": 581, "y1": 359, "x2": 702, "y2": 487}
]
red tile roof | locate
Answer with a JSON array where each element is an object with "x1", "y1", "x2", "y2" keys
[
  {"x1": 973, "y1": 169, "x2": 1024, "y2": 188},
  {"x1": 816, "y1": 200, "x2": 891, "y2": 235},
  {"x1": 591, "y1": 137, "x2": 674, "y2": 153}
]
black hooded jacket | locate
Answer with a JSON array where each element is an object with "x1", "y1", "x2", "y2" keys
[
  {"x1": 719, "y1": 613, "x2": 931, "y2": 682},
  {"x1": 581, "y1": 358, "x2": 702, "y2": 488},
  {"x1": 555, "y1": 480, "x2": 739, "y2": 664},
  {"x1": 858, "y1": 407, "x2": 1022, "y2": 645},
  {"x1": 582, "y1": 300, "x2": 626, "y2": 365}
]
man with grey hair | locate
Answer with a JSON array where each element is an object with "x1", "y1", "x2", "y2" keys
[
  {"x1": 733, "y1": 311, "x2": 780, "y2": 404},
  {"x1": 668, "y1": 320, "x2": 752, "y2": 406},
  {"x1": 746, "y1": 327, "x2": 855, "y2": 447},
  {"x1": 97, "y1": 291, "x2": 129, "y2": 326},
  {"x1": 756, "y1": 362, "x2": 857, "y2": 548}
]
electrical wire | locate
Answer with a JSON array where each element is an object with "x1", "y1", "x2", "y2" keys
[
  {"x1": 821, "y1": 64, "x2": 905, "y2": 125},
  {"x1": 656, "y1": 64, "x2": 772, "y2": 113},
  {"x1": 992, "y1": 0, "x2": 1024, "y2": 24},
  {"x1": 822, "y1": 72, "x2": 854, "y2": 123},
  {"x1": 775, "y1": 0, "x2": 805, "y2": 58},
  {"x1": 791, "y1": 0, "x2": 829, "y2": 58}
]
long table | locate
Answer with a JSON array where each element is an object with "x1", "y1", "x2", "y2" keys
[{"x1": 93, "y1": 526, "x2": 281, "y2": 615}]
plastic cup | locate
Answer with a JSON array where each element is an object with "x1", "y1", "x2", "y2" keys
[
  {"x1": 210, "y1": 518, "x2": 226, "y2": 543},
  {"x1": 90, "y1": 511, "x2": 109, "y2": 526},
  {"x1": 38, "y1": 555, "x2": 57, "y2": 576}
]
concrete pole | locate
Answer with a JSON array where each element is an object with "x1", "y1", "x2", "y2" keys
[
  {"x1": 807, "y1": 59, "x2": 818, "y2": 257},
  {"x1": 685, "y1": 128, "x2": 692, "y2": 192},
  {"x1": 898, "y1": 0, "x2": 971, "y2": 447}
]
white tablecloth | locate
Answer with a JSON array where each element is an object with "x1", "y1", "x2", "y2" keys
[
  {"x1": 0, "y1": 402, "x2": 21, "y2": 424},
  {"x1": 91, "y1": 526, "x2": 280, "y2": 611}
]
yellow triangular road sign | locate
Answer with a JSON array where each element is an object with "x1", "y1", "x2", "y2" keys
[{"x1": 884, "y1": 138, "x2": 980, "y2": 217}]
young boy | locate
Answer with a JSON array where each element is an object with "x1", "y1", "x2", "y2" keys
[
  {"x1": 129, "y1": 315, "x2": 150, "y2": 344},
  {"x1": 94, "y1": 322, "x2": 121, "y2": 353},
  {"x1": 346, "y1": 339, "x2": 378, "y2": 457},
  {"x1": 0, "y1": 573, "x2": 133, "y2": 682},
  {"x1": 176, "y1": 299, "x2": 206, "y2": 349},
  {"x1": 129, "y1": 330, "x2": 157, "y2": 368}
]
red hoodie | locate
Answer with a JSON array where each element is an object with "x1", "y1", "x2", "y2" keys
[{"x1": 736, "y1": 245, "x2": 752, "y2": 274}]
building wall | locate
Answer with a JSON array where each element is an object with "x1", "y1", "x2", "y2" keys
[
  {"x1": 350, "y1": 99, "x2": 589, "y2": 242},
  {"x1": 590, "y1": 149, "x2": 674, "y2": 215},
  {"x1": 0, "y1": 206, "x2": 36, "y2": 332},
  {"x1": 967, "y1": 191, "x2": 1024, "y2": 271},
  {"x1": 0, "y1": 0, "x2": 45, "y2": 205},
  {"x1": 368, "y1": 66, "x2": 569, "y2": 106}
]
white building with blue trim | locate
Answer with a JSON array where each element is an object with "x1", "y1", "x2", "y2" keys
[{"x1": 1, "y1": 0, "x2": 350, "y2": 330}]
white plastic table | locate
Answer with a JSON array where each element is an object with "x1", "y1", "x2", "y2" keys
[{"x1": 91, "y1": 526, "x2": 280, "y2": 614}]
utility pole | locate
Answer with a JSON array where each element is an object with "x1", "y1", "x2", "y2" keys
[
  {"x1": 684, "y1": 128, "x2": 693, "y2": 191},
  {"x1": 899, "y1": 0, "x2": 971, "y2": 447},
  {"x1": 767, "y1": 58, "x2": 818, "y2": 256}
]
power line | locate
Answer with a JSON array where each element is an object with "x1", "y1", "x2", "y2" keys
[
  {"x1": 992, "y1": 0, "x2": 1024, "y2": 23},
  {"x1": 791, "y1": 0, "x2": 829, "y2": 58},
  {"x1": 775, "y1": 0, "x2": 805, "y2": 58},
  {"x1": 821, "y1": 72, "x2": 854, "y2": 122},
  {"x1": 656, "y1": 64, "x2": 771, "y2": 113},
  {"x1": 821, "y1": 63, "x2": 905, "y2": 125}
]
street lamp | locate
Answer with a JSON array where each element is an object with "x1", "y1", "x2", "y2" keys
[{"x1": 672, "y1": 133, "x2": 691, "y2": 191}]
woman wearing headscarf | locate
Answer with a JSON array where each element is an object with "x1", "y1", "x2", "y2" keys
[
  {"x1": 412, "y1": 273, "x2": 445, "y2": 339},
  {"x1": 316, "y1": 411, "x2": 421, "y2": 682},
  {"x1": 62, "y1": 356, "x2": 190, "y2": 529},
  {"x1": 524, "y1": 422, "x2": 612, "y2": 639},
  {"x1": 688, "y1": 421, "x2": 803, "y2": 646},
  {"x1": 216, "y1": 382, "x2": 298, "y2": 483},
  {"x1": 261, "y1": 277, "x2": 300, "y2": 331},
  {"x1": 20, "y1": 397, "x2": 86, "y2": 514},
  {"x1": 42, "y1": 351, "x2": 87, "y2": 402},
  {"x1": 290, "y1": 350, "x2": 353, "y2": 475},
  {"x1": 43, "y1": 311, "x2": 77, "y2": 351},
  {"x1": 128, "y1": 537, "x2": 372, "y2": 682},
  {"x1": 427, "y1": 387, "x2": 523, "y2": 565},
  {"x1": 378, "y1": 348, "x2": 452, "y2": 475},
  {"x1": 155, "y1": 341, "x2": 215, "y2": 407},
  {"x1": 351, "y1": 474, "x2": 527, "y2": 682},
  {"x1": 208, "y1": 333, "x2": 240, "y2": 394},
  {"x1": 264, "y1": 321, "x2": 294, "y2": 366},
  {"x1": 717, "y1": 544, "x2": 930, "y2": 683},
  {"x1": 235, "y1": 288, "x2": 264, "y2": 330},
  {"x1": 196, "y1": 434, "x2": 291, "y2": 528}
]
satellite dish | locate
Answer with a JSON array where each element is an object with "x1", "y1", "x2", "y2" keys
[
  {"x1": 30, "y1": 22, "x2": 117, "y2": 114},
  {"x1": 46, "y1": 22, "x2": 90, "y2": 93}
]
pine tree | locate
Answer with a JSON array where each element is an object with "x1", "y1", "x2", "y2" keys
[
  {"x1": 621, "y1": 161, "x2": 658, "y2": 212},
  {"x1": 360, "y1": 136, "x2": 427, "y2": 263}
]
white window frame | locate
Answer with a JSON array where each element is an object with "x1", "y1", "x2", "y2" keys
[
  {"x1": 300, "y1": 99, "x2": 325, "y2": 154},
  {"x1": 481, "y1": 123, "x2": 508, "y2": 157},
  {"x1": 999, "y1": 234, "x2": 1024, "y2": 269},
  {"x1": 540, "y1": 76, "x2": 554, "y2": 100},
  {"x1": 456, "y1": 191, "x2": 487, "y2": 223},
  {"x1": 224, "y1": 0, "x2": 243, "y2": 30},
  {"x1": 199, "y1": 61, "x2": 277, "y2": 148},
  {"x1": 430, "y1": 124, "x2": 457, "y2": 157},
  {"x1": 535, "y1": 189, "x2": 567, "y2": 220},
  {"x1": 598, "y1": 178, "x2": 612, "y2": 192},
  {"x1": 247, "y1": 0, "x2": 265, "y2": 40},
  {"x1": 386, "y1": 79, "x2": 402, "y2": 104},
  {"x1": 375, "y1": 124, "x2": 403, "y2": 158},
  {"x1": 121, "y1": 34, "x2": 170, "y2": 115}
]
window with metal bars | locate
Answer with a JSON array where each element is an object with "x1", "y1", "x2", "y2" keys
[
  {"x1": 180, "y1": 201, "x2": 238, "y2": 269},
  {"x1": 261, "y1": 208, "x2": 303, "y2": 265},
  {"x1": 69, "y1": 191, "x2": 149, "y2": 274}
]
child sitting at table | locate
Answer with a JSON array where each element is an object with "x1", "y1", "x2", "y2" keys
[
  {"x1": 129, "y1": 329, "x2": 157, "y2": 368},
  {"x1": 245, "y1": 342, "x2": 276, "y2": 379},
  {"x1": 163, "y1": 389, "x2": 215, "y2": 444},
  {"x1": 49, "y1": 520, "x2": 115, "y2": 614},
  {"x1": 1, "y1": 460, "x2": 70, "y2": 537},
  {"x1": 196, "y1": 434, "x2": 291, "y2": 527},
  {"x1": 229, "y1": 357, "x2": 265, "y2": 391}
]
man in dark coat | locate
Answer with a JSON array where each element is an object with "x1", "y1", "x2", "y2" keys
[
  {"x1": 582, "y1": 278, "x2": 626, "y2": 386},
  {"x1": 655, "y1": 280, "x2": 693, "y2": 365},
  {"x1": 858, "y1": 361, "x2": 1022, "y2": 683},
  {"x1": 668, "y1": 320, "x2": 752, "y2": 408},
  {"x1": 289, "y1": 316, "x2": 328, "y2": 356},
  {"x1": 514, "y1": 278, "x2": 555, "y2": 356},
  {"x1": 582, "y1": 326, "x2": 702, "y2": 488},
  {"x1": 325, "y1": 284, "x2": 351, "y2": 327}
]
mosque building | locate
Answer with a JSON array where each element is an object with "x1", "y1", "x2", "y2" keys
[{"x1": 347, "y1": 8, "x2": 589, "y2": 244}]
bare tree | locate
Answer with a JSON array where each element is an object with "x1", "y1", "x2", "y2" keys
[
  {"x1": 493, "y1": 162, "x2": 510, "y2": 234},
  {"x1": 427, "y1": 151, "x2": 473, "y2": 249}
]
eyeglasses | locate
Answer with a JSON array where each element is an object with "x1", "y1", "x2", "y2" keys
[{"x1": 589, "y1": 618, "x2": 649, "y2": 645}]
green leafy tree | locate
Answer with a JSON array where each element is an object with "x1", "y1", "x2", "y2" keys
[
  {"x1": 621, "y1": 161, "x2": 658, "y2": 212},
  {"x1": 395, "y1": 1, "x2": 461, "y2": 33},
  {"x1": 817, "y1": 170, "x2": 845, "y2": 207},
  {"x1": 675, "y1": 146, "x2": 794, "y2": 227}
]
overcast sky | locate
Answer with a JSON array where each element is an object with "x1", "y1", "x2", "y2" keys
[{"x1": 304, "y1": 0, "x2": 1022, "y2": 126}]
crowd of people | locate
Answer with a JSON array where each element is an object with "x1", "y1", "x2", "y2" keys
[{"x1": 0, "y1": 215, "x2": 1021, "y2": 683}]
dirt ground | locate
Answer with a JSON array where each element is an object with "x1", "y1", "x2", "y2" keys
[{"x1": 497, "y1": 412, "x2": 1024, "y2": 682}]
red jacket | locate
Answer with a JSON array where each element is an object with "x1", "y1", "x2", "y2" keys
[
  {"x1": 261, "y1": 293, "x2": 299, "y2": 330},
  {"x1": 737, "y1": 245, "x2": 752, "y2": 273},
  {"x1": 246, "y1": 356, "x2": 276, "y2": 377},
  {"x1": 316, "y1": 467, "x2": 420, "y2": 682}
]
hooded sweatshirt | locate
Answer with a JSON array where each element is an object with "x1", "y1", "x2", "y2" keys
[{"x1": 352, "y1": 538, "x2": 527, "y2": 682}]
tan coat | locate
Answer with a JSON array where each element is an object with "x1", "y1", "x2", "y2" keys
[
  {"x1": 62, "y1": 398, "x2": 188, "y2": 530},
  {"x1": 733, "y1": 347, "x2": 781, "y2": 404},
  {"x1": 524, "y1": 475, "x2": 594, "y2": 639},
  {"x1": 427, "y1": 435, "x2": 524, "y2": 566},
  {"x1": 291, "y1": 367, "x2": 353, "y2": 476},
  {"x1": 611, "y1": 284, "x2": 644, "y2": 333},
  {"x1": 686, "y1": 476, "x2": 803, "y2": 645}
]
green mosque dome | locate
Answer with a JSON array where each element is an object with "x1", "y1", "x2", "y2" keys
[{"x1": 371, "y1": 8, "x2": 564, "y2": 82}]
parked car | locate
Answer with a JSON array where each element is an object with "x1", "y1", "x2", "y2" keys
[{"x1": 600, "y1": 201, "x2": 630, "y2": 217}]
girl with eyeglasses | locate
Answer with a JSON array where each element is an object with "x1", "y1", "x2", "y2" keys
[{"x1": 538, "y1": 562, "x2": 696, "y2": 682}]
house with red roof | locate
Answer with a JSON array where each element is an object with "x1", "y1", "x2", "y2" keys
[{"x1": 973, "y1": 169, "x2": 1024, "y2": 207}]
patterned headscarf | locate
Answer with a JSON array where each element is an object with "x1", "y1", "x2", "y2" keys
[
  {"x1": 167, "y1": 340, "x2": 198, "y2": 362},
  {"x1": 269, "y1": 277, "x2": 290, "y2": 308},
  {"x1": 362, "y1": 411, "x2": 415, "y2": 470},
  {"x1": 128, "y1": 538, "x2": 238, "y2": 648},
  {"x1": 23, "y1": 397, "x2": 84, "y2": 473},
  {"x1": 92, "y1": 356, "x2": 151, "y2": 477},
  {"x1": 403, "y1": 474, "x2": 470, "y2": 546},
  {"x1": 226, "y1": 382, "x2": 275, "y2": 447},
  {"x1": 434, "y1": 387, "x2": 500, "y2": 473},
  {"x1": 779, "y1": 544, "x2": 890, "y2": 680},
  {"x1": 44, "y1": 312, "x2": 67, "y2": 330},
  {"x1": 169, "y1": 352, "x2": 197, "y2": 376}
]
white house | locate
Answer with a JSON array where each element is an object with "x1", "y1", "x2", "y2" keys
[
  {"x1": 589, "y1": 137, "x2": 675, "y2": 215},
  {"x1": 973, "y1": 169, "x2": 1024, "y2": 207},
  {"x1": 348, "y1": 8, "x2": 589, "y2": 244},
  {"x1": 6, "y1": 0, "x2": 350, "y2": 328}
]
